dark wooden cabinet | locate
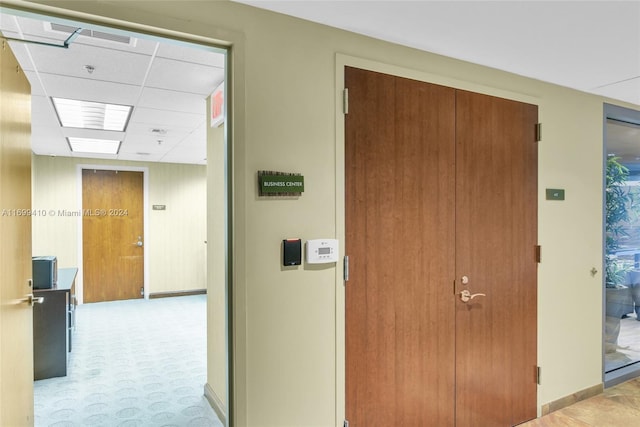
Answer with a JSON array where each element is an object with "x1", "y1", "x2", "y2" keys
[{"x1": 33, "y1": 268, "x2": 77, "y2": 380}]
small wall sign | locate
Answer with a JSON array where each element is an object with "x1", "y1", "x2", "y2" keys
[
  {"x1": 258, "y1": 171, "x2": 304, "y2": 197},
  {"x1": 545, "y1": 188, "x2": 565, "y2": 201},
  {"x1": 210, "y1": 81, "x2": 224, "y2": 128}
]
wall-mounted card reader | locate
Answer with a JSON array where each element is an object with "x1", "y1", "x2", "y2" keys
[
  {"x1": 283, "y1": 238, "x2": 302, "y2": 266},
  {"x1": 306, "y1": 239, "x2": 339, "y2": 264}
]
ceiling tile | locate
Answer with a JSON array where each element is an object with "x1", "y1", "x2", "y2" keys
[
  {"x1": 31, "y1": 125, "x2": 70, "y2": 156},
  {"x1": 4, "y1": 41, "x2": 36, "y2": 71},
  {"x1": 145, "y1": 57, "x2": 224, "y2": 95},
  {"x1": 124, "y1": 122, "x2": 190, "y2": 139},
  {"x1": 131, "y1": 107, "x2": 204, "y2": 129},
  {"x1": 138, "y1": 87, "x2": 207, "y2": 114},
  {"x1": 38, "y1": 73, "x2": 141, "y2": 105},
  {"x1": 156, "y1": 42, "x2": 225, "y2": 68},
  {"x1": 32, "y1": 95, "x2": 62, "y2": 127},
  {"x1": 26, "y1": 42, "x2": 153, "y2": 86}
]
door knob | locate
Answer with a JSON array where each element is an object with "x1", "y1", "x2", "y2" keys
[
  {"x1": 23, "y1": 294, "x2": 44, "y2": 306},
  {"x1": 459, "y1": 289, "x2": 486, "y2": 303}
]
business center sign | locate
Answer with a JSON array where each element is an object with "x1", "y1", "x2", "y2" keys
[{"x1": 258, "y1": 171, "x2": 304, "y2": 196}]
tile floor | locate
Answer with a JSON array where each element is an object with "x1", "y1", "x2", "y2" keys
[{"x1": 520, "y1": 377, "x2": 640, "y2": 426}]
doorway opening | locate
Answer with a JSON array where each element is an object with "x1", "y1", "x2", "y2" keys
[
  {"x1": 0, "y1": 7, "x2": 231, "y2": 426},
  {"x1": 604, "y1": 103, "x2": 640, "y2": 387}
]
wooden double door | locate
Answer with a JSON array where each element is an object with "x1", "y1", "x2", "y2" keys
[{"x1": 345, "y1": 67, "x2": 538, "y2": 426}]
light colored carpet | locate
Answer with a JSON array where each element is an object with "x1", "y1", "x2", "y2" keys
[{"x1": 34, "y1": 294, "x2": 224, "y2": 427}]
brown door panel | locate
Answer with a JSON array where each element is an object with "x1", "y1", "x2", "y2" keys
[
  {"x1": 454, "y1": 91, "x2": 538, "y2": 426},
  {"x1": 82, "y1": 170, "x2": 144, "y2": 303},
  {"x1": 345, "y1": 67, "x2": 456, "y2": 426}
]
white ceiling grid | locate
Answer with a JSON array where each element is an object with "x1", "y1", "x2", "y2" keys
[{"x1": 0, "y1": 12, "x2": 225, "y2": 165}]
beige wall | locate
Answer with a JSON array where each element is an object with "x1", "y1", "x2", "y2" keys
[
  {"x1": 31, "y1": 155, "x2": 207, "y2": 299},
  {"x1": 9, "y1": 0, "x2": 640, "y2": 426}
]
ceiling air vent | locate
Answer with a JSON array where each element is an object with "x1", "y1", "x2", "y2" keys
[{"x1": 47, "y1": 23, "x2": 133, "y2": 45}]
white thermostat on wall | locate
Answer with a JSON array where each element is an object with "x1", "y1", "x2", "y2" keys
[{"x1": 306, "y1": 239, "x2": 339, "y2": 264}]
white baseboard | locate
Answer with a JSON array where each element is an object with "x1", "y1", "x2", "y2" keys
[{"x1": 204, "y1": 382, "x2": 227, "y2": 425}]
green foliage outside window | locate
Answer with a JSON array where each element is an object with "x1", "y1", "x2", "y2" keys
[{"x1": 606, "y1": 156, "x2": 639, "y2": 287}]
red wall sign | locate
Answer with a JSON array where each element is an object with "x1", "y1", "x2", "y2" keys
[{"x1": 211, "y1": 81, "x2": 224, "y2": 128}]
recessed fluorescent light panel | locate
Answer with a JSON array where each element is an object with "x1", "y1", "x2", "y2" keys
[
  {"x1": 67, "y1": 137, "x2": 121, "y2": 154},
  {"x1": 52, "y1": 97, "x2": 133, "y2": 131}
]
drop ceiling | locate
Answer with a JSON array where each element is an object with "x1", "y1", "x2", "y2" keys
[{"x1": 0, "y1": 12, "x2": 225, "y2": 165}]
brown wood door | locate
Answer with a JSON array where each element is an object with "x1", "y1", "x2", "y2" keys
[
  {"x1": 345, "y1": 67, "x2": 538, "y2": 426},
  {"x1": 345, "y1": 67, "x2": 457, "y2": 426},
  {"x1": 82, "y1": 169, "x2": 144, "y2": 303},
  {"x1": 454, "y1": 90, "x2": 538, "y2": 426},
  {"x1": 0, "y1": 38, "x2": 34, "y2": 425}
]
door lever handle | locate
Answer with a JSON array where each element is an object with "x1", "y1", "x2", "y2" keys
[
  {"x1": 23, "y1": 294, "x2": 44, "y2": 306},
  {"x1": 459, "y1": 289, "x2": 486, "y2": 303}
]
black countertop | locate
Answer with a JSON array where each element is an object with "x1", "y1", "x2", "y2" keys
[{"x1": 35, "y1": 267, "x2": 77, "y2": 292}]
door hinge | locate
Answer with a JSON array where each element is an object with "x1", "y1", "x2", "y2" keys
[
  {"x1": 535, "y1": 123, "x2": 542, "y2": 142},
  {"x1": 535, "y1": 245, "x2": 542, "y2": 263},
  {"x1": 536, "y1": 366, "x2": 541, "y2": 385},
  {"x1": 343, "y1": 255, "x2": 349, "y2": 282},
  {"x1": 343, "y1": 88, "x2": 349, "y2": 115},
  {"x1": 344, "y1": 420, "x2": 350, "y2": 427}
]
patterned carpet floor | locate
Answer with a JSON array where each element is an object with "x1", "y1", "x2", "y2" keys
[{"x1": 34, "y1": 294, "x2": 224, "y2": 427}]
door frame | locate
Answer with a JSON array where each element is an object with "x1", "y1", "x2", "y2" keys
[
  {"x1": 603, "y1": 102, "x2": 640, "y2": 387},
  {"x1": 0, "y1": 3, "x2": 235, "y2": 425},
  {"x1": 335, "y1": 54, "x2": 542, "y2": 424},
  {"x1": 76, "y1": 164, "x2": 149, "y2": 304}
]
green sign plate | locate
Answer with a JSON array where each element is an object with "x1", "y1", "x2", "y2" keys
[
  {"x1": 545, "y1": 188, "x2": 565, "y2": 201},
  {"x1": 259, "y1": 174, "x2": 304, "y2": 195}
]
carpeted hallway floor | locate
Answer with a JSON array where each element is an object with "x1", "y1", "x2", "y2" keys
[{"x1": 34, "y1": 294, "x2": 224, "y2": 427}]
